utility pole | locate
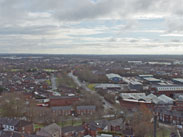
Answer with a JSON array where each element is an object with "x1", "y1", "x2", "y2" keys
[{"x1": 154, "y1": 114, "x2": 157, "y2": 137}]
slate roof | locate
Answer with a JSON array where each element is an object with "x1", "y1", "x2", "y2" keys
[
  {"x1": 0, "y1": 118, "x2": 19, "y2": 126},
  {"x1": 51, "y1": 106, "x2": 72, "y2": 111},
  {"x1": 108, "y1": 118, "x2": 123, "y2": 127},
  {"x1": 0, "y1": 131, "x2": 43, "y2": 137},
  {"x1": 37, "y1": 123, "x2": 61, "y2": 136},
  {"x1": 0, "y1": 118, "x2": 32, "y2": 128},
  {"x1": 157, "y1": 94, "x2": 174, "y2": 104},
  {"x1": 88, "y1": 120, "x2": 109, "y2": 131},
  {"x1": 76, "y1": 105, "x2": 96, "y2": 110},
  {"x1": 62, "y1": 125, "x2": 84, "y2": 134}
]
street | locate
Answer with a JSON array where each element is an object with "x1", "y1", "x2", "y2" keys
[{"x1": 68, "y1": 71, "x2": 116, "y2": 111}]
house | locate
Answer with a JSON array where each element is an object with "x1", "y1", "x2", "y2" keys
[
  {"x1": 76, "y1": 106, "x2": 96, "y2": 115},
  {"x1": 0, "y1": 118, "x2": 33, "y2": 134},
  {"x1": 36, "y1": 123, "x2": 61, "y2": 137},
  {"x1": 122, "y1": 123, "x2": 134, "y2": 137},
  {"x1": 87, "y1": 120, "x2": 109, "y2": 137},
  {"x1": 0, "y1": 131, "x2": 43, "y2": 137},
  {"x1": 51, "y1": 106, "x2": 72, "y2": 116},
  {"x1": 62, "y1": 125, "x2": 85, "y2": 137},
  {"x1": 108, "y1": 118, "x2": 123, "y2": 132},
  {"x1": 49, "y1": 96, "x2": 79, "y2": 106},
  {"x1": 155, "y1": 108, "x2": 183, "y2": 125}
]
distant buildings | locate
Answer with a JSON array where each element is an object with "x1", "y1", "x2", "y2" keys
[
  {"x1": 106, "y1": 73, "x2": 122, "y2": 83},
  {"x1": 151, "y1": 85, "x2": 183, "y2": 97},
  {"x1": 95, "y1": 84, "x2": 121, "y2": 91},
  {"x1": 119, "y1": 93, "x2": 174, "y2": 110}
]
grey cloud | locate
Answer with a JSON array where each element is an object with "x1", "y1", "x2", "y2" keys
[{"x1": 0, "y1": 25, "x2": 57, "y2": 35}]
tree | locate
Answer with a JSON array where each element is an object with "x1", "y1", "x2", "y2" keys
[
  {"x1": 130, "y1": 104, "x2": 153, "y2": 137},
  {"x1": 0, "y1": 86, "x2": 4, "y2": 94},
  {"x1": 0, "y1": 92, "x2": 27, "y2": 118}
]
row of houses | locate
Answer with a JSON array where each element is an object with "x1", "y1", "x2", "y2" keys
[
  {"x1": 51, "y1": 105, "x2": 96, "y2": 116},
  {"x1": 155, "y1": 108, "x2": 183, "y2": 125},
  {"x1": 36, "y1": 118, "x2": 128, "y2": 137}
]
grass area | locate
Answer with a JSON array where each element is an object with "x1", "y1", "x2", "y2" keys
[
  {"x1": 57, "y1": 73, "x2": 77, "y2": 89},
  {"x1": 148, "y1": 127, "x2": 171, "y2": 137},
  {"x1": 11, "y1": 69, "x2": 22, "y2": 72},
  {"x1": 157, "y1": 128, "x2": 171, "y2": 137},
  {"x1": 34, "y1": 124, "x2": 44, "y2": 131},
  {"x1": 58, "y1": 120, "x2": 82, "y2": 127},
  {"x1": 43, "y1": 69, "x2": 57, "y2": 72},
  {"x1": 45, "y1": 80, "x2": 51, "y2": 86},
  {"x1": 87, "y1": 84, "x2": 96, "y2": 91}
]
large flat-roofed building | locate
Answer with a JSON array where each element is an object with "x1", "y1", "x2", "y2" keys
[
  {"x1": 151, "y1": 85, "x2": 183, "y2": 97},
  {"x1": 95, "y1": 83, "x2": 121, "y2": 90},
  {"x1": 138, "y1": 74, "x2": 153, "y2": 79},
  {"x1": 172, "y1": 78, "x2": 183, "y2": 84},
  {"x1": 129, "y1": 81, "x2": 143, "y2": 91},
  {"x1": 106, "y1": 73, "x2": 122, "y2": 83}
]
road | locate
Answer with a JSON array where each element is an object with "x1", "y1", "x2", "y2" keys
[
  {"x1": 68, "y1": 71, "x2": 116, "y2": 111},
  {"x1": 51, "y1": 74, "x2": 57, "y2": 90}
]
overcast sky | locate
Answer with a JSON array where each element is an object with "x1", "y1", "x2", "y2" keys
[{"x1": 0, "y1": 0, "x2": 183, "y2": 54}]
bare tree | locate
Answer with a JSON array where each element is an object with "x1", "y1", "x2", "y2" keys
[{"x1": 0, "y1": 92, "x2": 26, "y2": 118}]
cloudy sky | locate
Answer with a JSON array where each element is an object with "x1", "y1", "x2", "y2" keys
[{"x1": 0, "y1": 0, "x2": 183, "y2": 54}]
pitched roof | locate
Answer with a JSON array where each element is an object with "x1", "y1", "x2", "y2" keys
[
  {"x1": 89, "y1": 119, "x2": 109, "y2": 130},
  {"x1": 62, "y1": 125, "x2": 84, "y2": 133},
  {"x1": 76, "y1": 105, "x2": 96, "y2": 110},
  {"x1": 37, "y1": 123, "x2": 61, "y2": 136},
  {"x1": 108, "y1": 118, "x2": 123, "y2": 127},
  {"x1": 0, "y1": 118, "x2": 32, "y2": 127},
  {"x1": 0, "y1": 131, "x2": 43, "y2": 137},
  {"x1": 157, "y1": 94, "x2": 174, "y2": 104},
  {"x1": 51, "y1": 106, "x2": 72, "y2": 111},
  {"x1": 120, "y1": 93, "x2": 146, "y2": 100}
]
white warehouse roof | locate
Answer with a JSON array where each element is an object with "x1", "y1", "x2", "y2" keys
[{"x1": 106, "y1": 73, "x2": 122, "y2": 79}]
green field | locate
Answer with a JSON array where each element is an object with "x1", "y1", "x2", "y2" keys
[
  {"x1": 43, "y1": 69, "x2": 57, "y2": 72},
  {"x1": 11, "y1": 69, "x2": 22, "y2": 72},
  {"x1": 87, "y1": 83, "x2": 96, "y2": 91},
  {"x1": 58, "y1": 120, "x2": 82, "y2": 127}
]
